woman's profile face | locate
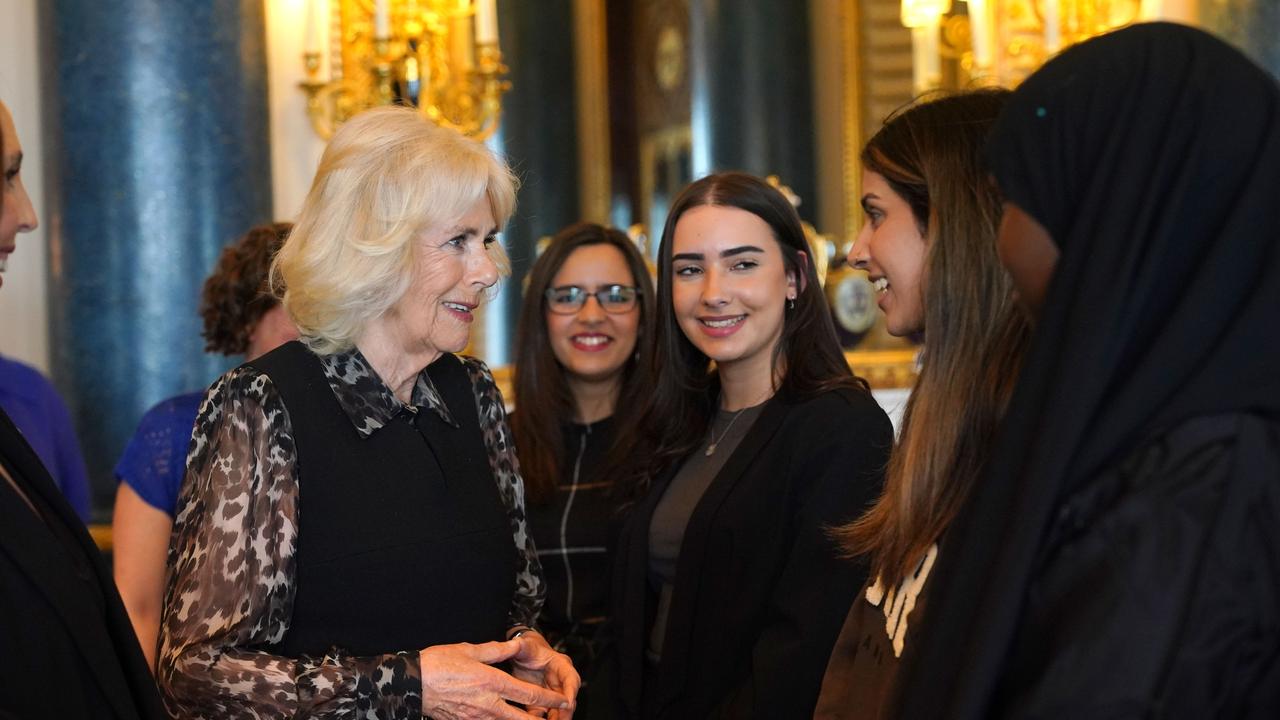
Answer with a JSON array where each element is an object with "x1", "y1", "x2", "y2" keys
[
  {"x1": 1, "y1": 102, "x2": 39, "y2": 290},
  {"x1": 670, "y1": 204, "x2": 797, "y2": 376},
  {"x1": 380, "y1": 196, "x2": 500, "y2": 356},
  {"x1": 850, "y1": 169, "x2": 927, "y2": 336},
  {"x1": 545, "y1": 243, "x2": 641, "y2": 386}
]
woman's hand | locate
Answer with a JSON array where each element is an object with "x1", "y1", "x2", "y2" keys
[
  {"x1": 507, "y1": 632, "x2": 580, "y2": 720},
  {"x1": 419, "y1": 641, "x2": 574, "y2": 719}
]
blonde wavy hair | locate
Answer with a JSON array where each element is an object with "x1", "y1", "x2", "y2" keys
[{"x1": 274, "y1": 106, "x2": 518, "y2": 354}]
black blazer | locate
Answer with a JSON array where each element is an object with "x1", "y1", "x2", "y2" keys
[
  {"x1": 611, "y1": 387, "x2": 893, "y2": 719},
  {"x1": 0, "y1": 408, "x2": 164, "y2": 719}
]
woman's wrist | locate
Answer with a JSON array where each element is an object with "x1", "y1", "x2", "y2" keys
[{"x1": 505, "y1": 624, "x2": 538, "y2": 640}]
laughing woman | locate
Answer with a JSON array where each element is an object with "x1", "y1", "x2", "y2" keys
[
  {"x1": 609, "y1": 172, "x2": 893, "y2": 718},
  {"x1": 158, "y1": 107, "x2": 577, "y2": 720},
  {"x1": 813, "y1": 89, "x2": 1031, "y2": 719}
]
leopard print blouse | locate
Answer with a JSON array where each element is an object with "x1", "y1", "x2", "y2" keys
[{"x1": 157, "y1": 346, "x2": 545, "y2": 719}]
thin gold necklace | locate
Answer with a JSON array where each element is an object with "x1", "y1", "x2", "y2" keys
[
  {"x1": 705, "y1": 385, "x2": 776, "y2": 457},
  {"x1": 705, "y1": 407, "x2": 747, "y2": 457}
]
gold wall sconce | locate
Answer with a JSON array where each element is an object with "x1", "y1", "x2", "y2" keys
[{"x1": 299, "y1": 0, "x2": 510, "y2": 140}]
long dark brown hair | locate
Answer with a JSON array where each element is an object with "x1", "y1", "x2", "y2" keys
[
  {"x1": 511, "y1": 222, "x2": 657, "y2": 504},
  {"x1": 834, "y1": 89, "x2": 1032, "y2": 589},
  {"x1": 633, "y1": 172, "x2": 868, "y2": 488}
]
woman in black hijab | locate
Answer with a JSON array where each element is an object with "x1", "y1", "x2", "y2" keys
[{"x1": 892, "y1": 23, "x2": 1280, "y2": 719}]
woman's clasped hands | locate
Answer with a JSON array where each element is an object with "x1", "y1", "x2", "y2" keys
[{"x1": 420, "y1": 633, "x2": 580, "y2": 719}]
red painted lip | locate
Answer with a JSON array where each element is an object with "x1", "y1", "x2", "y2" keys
[
  {"x1": 697, "y1": 314, "x2": 746, "y2": 338},
  {"x1": 570, "y1": 333, "x2": 613, "y2": 352}
]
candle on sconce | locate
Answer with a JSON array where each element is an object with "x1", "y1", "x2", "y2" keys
[
  {"x1": 304, "y1": 0, "x2": 321, "y2": 54},
  {"x1": 911, "y1": 23, "x2": 943, "y2": 93},
  {"x1": 1043, "y1": 0, "x2": 1061, "y2": 52},
  {"x1": 924, "y1": 20, "x2": 942, "y2": 88},
  {"x1": 476, "y1": 0, "x2": 499, "y2": 45},
  {"x1": 375, "y1": 0, "x2": 391, "y2": 39},
  {"x1": 450, "y1": 7, "x2": 476, "y2": 71},
  {"x1": 968, "y1": 0, "x2": 992, "y2": 70}
]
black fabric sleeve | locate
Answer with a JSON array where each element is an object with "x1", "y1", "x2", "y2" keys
[{"x1": 999, "y1": 414, "x2": 1280, "y2": 719}]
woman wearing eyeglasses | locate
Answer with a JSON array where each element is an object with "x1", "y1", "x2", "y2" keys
[{"x1": 511, "y1": 222, "x2": 658, "y2": 717}]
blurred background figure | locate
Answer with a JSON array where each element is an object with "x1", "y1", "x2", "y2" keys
[
  {"x1": 511, "y1": 221, "x2": 657, "y2": 717},
  {"x1": 111, "y1": 221, "x2": 296, "y2": 670}
]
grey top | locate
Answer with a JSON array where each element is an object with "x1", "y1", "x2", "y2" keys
[{"x1": 647, "y1": 401, "x2": 767, "y2": 662}]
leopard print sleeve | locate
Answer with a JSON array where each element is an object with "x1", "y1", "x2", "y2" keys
[
  {"x1": 462, "y1": 356, "x2": 547, "y2": 629},
  {"x1": 157, "y1": 366, "x2": 423, "y2": 719}
]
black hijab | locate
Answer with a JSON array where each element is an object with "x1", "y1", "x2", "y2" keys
[{"x1": 892, "y1": 23, "x2": 1280, "y2": 719}]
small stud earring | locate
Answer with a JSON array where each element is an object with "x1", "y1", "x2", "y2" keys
[{"x1": 787, "y1": 297, "x2": 796, "y2": 310}]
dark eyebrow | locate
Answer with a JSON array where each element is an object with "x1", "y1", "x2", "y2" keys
[
  {"x1": 721, "y1": 245, "x2": 763, "y2": 258},
  {"x1": 672, "y1": 252, "x2": 704, "y2": 262},
  {"x1": 860, "y1": 194, "x2": 880, "y2": 212},
  {"x1": 4, "y1": 151, "x2": 22, "y2": 173}
]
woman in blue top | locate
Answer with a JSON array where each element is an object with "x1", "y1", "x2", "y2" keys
[{"x1": 111, "y1": 221, "x2": 298, "y2": 669}]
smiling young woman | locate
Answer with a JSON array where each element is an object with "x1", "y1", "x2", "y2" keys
[
  {"x1": 815, "y1": 89, "x2": 1031, "y2": 720},
  {"x1": 511, "y1": 222, "x2": 657, "y2": 717},
  {"x1": 851, "y1": 169, "x2": 929, "y2": 337},
  {"x1": 605, "y1": 172, "x2": 893, "y2": 719}
]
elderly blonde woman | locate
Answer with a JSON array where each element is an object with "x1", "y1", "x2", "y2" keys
[{"x1": 158, "y1": 107, "x2": 578, "y2": 720}]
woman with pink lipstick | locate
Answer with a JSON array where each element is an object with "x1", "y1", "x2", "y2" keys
[
  {"x1": 158, "y1": 107, "x2": 578, "y2": 720},
  {"x1": 812, "y1": 90, "x2": 1031, "y2": 719},
  {"x1": 608, "y1": 172, "x2": 894, "y2": 718},
  {"x1": 512, "y1": 222, "x2": 657, "y2": 717}
]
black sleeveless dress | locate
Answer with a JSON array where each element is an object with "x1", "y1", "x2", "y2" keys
[{"x1": 250, "y1": 343, "x2": 519, "y2": 657}]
